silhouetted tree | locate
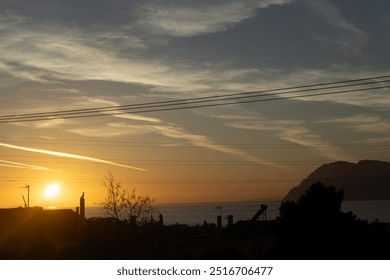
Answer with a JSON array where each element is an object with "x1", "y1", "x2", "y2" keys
[
  {"x1": 122, "y1": 188, "x2": 154, "y2": 226},
  {"x1": 98, "y1": 171, "x2": 155, "y2": 225},
  {"x1": 279, "y1": 182, "x2": 344, "y2": 222},
  {"x1": 276, "y1": 182, "x2": 389, "y2": 259},
  {"x1": 99, "y1": 171, "x2": 126, "y2": 221}
]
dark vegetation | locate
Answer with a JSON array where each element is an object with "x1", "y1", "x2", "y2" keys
[
  {"x1": 0, "y1": 182, "x2": 389, "y2": 259},
  {"x1": 97, "y1": 171, "x2": 154, "y2": 226},
  {"x1": 276, "y1": 182, "x2": 389, "y2": 259}
]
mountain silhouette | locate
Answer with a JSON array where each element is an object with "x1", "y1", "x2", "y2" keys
[{"x1": 284, "y1": 160, "x2": 390, "y2": 201}]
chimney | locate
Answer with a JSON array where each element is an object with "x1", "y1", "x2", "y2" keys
[
  {"x1": 80, "y1": 192, "x2": 85, "y2": 219},
  {"x1": 158, "y1": 214, "x2": 164, "y2": 226},
  {"x1": 217, "y1": 215, "x2": 222, "y2": 229}
]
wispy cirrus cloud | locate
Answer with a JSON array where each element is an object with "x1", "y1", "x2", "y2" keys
[
  {"x1": 270, "y1": 68, "x2": 390, "y2": 108},
  {"x1": 74, "y1": 97, "x2": 162, "y2": 124},
  {"x1": 149, "y1": 122, "x2": 285, "y2": 168},
  {"x1": 318, "y1": 114, "x2": 390, "y2": 134},
  {"x1": 0, "y1": 142, "x2": 146, "y2": 171},
  {"x1": 225, "y1": 115, "x2": 357, "y2": 162},
  {"x1": 361, "y1": 136, "x2": 390, "y2": 144},
  {"x1": 137, "y1": 0, "x2": 292, "y2": 37},
  {"x1": 0, "y1": 15, "x2": 224, "y2": 92},
  {"x1": 69, "y1": 122, "x2": 157, "y2": 138},
  {"x1": 0, "y1": 12, "x2": 388, "y2": 111},
  {"x1": 0, "y1": 159, "x2": 61, "y2": 172},
  {"x1": 70, "y1": 119, "x2": 283, "y2": 168},
  {"x1": 303, "y1": 0, "x2": 368, "y2": 55},
  {"x1": 278, "y1": 127, "x2": 357, "y2": 162}
]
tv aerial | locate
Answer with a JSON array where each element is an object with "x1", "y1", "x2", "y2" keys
[{"x1": 19, "y1": 184, "x2": 30, "y2": 208}]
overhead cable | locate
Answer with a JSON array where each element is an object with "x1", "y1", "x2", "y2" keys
[{"x1": 0, "y1": 74, "x2": 389, "y2": 124}]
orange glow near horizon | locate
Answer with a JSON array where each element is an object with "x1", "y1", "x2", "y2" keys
[
  {"x1": 0, "y1": 148, "x2": 307, "y2": 209},
  {"x1": 0, "y1": 126, "x2": 349, "y2": 209}
]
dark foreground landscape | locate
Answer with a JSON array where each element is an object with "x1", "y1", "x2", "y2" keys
[{"x1": 0, "y1": 183, "x2": 389, "y2": 260}]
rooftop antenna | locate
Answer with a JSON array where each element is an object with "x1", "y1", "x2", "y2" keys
[
  {"x1": 22, "y1": 195, "x2": 27, "y2": 208},
  {"x1": 19, "y1": 184, "x2": 30, "y2": 208}
]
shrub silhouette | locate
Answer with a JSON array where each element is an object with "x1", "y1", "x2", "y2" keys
[
  {"x1": 279, "y1": 182, "x2": 344, "y2": 222},
  {"x1": 276, "y1": 182, "x2": 389, "y2": 259}
]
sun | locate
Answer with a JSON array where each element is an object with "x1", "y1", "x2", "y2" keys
[{"x1": 44, "y1": 183, "x2": 60, "y2": 198}]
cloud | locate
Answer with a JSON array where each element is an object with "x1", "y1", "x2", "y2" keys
[
  {"x1": 0, "y1": 142, "x2": 146, "y2": 171},
  {"x1": 71, "y1": 117, "x2": 284, "y2": 168},
  {"x1": 0, "y1": 159, "x2": 61, "y2": 172},
  {"x1": 225, "y1": 115, "x2": 357, "y2": 162},
  {"x1": 0, "y1": 14, "x2": 280, "y2": 99},
  {"x1": 0, "y1": 15, "x2": 213, "y2": 92},
  {"x1": 137, "y1": 0, "x2": 292, "y2": 37},
  {"x1": 0, "y1": 15, "x2": 154, "y2": 84},
  {"x1": 33, "y1": 119, "x2": 67, "y2": 128},
  {"x1": 76, "y1": 97, "x2": 162, "y2": 123},
  {"x1": 0, "y1": 5, "x2": 388, "y2": 116},
  {"x1": 361, "y1": 136, "x2": 390, "y2": 144},
  {"x1": 271, "y1": 68, "x2": 390, "y2": 108},
  {"x1": 69, "y1": 122, "x2": 157, "y2": 138},
  {"x1": 278, "y1": 127, "x2": 358, "y2": 162},
  {"x1": 318, "y1": 114, "x2": 390, "y2": 134},
  {"x1": 149, "y1": 122, "x2": 284, "y2": 168},
  {"x1": 66, "y1": 97, "x2": 163, "y2": 136},
  {"x1": 303, "y1": 0, "x2": 368, "y2": 55}
]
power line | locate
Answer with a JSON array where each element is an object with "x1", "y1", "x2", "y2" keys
[
  {"x1": 4, "y1": 76, "x2": 389, "y2": 119},
  {"x1": 0, "y1": 175, "x2": 389, "y2": 184},
  {"x1": 0, "y1": 75, "x2": 389, "y2": 124},
  {"x1": 0, "y1": 177, "x2": 311, "y2": 183},
  {"x1": 1, "y1": 140, "x2": 390, "y2": 148},
  {"x1": 1, "y1": 159, "x2": 389, "y2": 166},
  {"x1": 2, "y1": 81, "x2": 389, "y2": 122}
]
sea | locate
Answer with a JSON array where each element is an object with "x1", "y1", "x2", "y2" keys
[{"x1": 85, "y1": 200, "x2": 390, "y2": 226}]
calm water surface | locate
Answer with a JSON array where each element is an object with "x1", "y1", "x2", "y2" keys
[{"x1": 85, "y1": 200, "x2": 390, "y2": 226}]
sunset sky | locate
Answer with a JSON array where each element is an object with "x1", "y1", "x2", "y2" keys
[{"x1": 0, "y1": 0, "x2": 389, "y2": 208}]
